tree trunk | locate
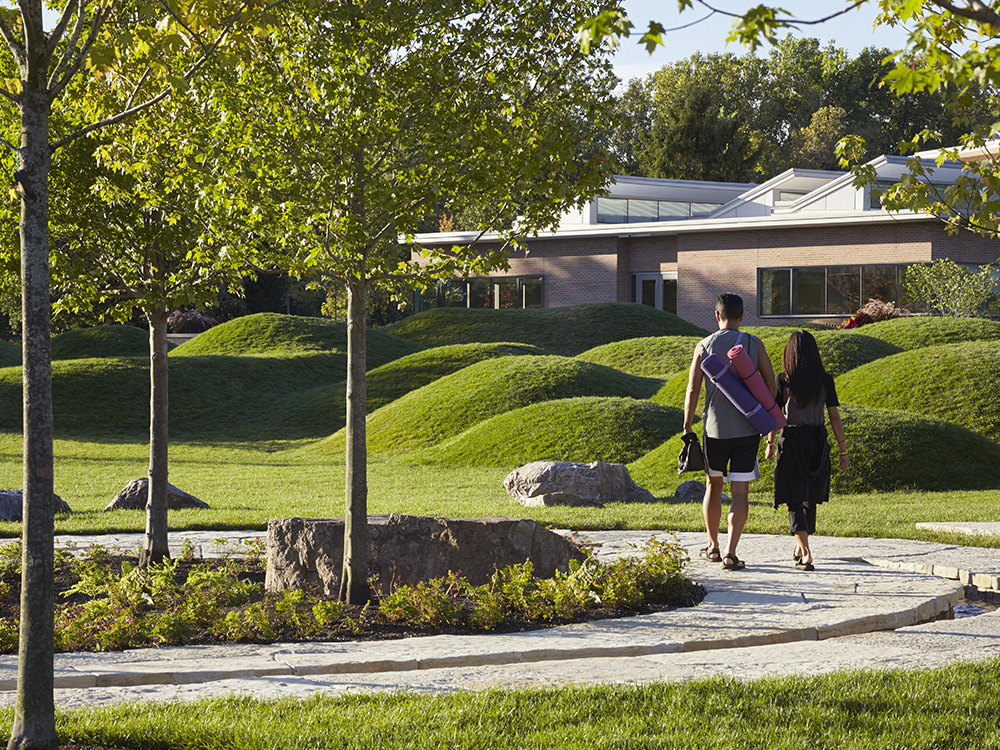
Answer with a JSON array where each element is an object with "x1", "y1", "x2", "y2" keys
[
  {"x1": 140, "y1": 308, "x2": 170, "y2": 568},
  {"x1": 8, "y1": 90, "x2": 57, "y2": 750},
  {"x1": 340, "y1": 278, "x2": 369, "y2": 604}
]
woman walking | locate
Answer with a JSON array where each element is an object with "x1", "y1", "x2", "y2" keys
[{"x1": 764, "y1": 330, "x2": 849, "y2": 571}]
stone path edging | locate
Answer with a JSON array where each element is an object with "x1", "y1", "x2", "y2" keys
[{"x1": 0, "y1": 529, "x2": 996, "y2": 707}]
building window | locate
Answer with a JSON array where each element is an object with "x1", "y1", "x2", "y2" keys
[
  {"x1": 778, "y1": 191, "x2": 807, "y2": 202},
  {"x1": 759, "y1": 269, "x2": 791, "y2": 316},
  {"x1": 414, "y1": 276, "x2": 543, "y2": 312},
  {"x1": 630, "y1": 273, "x2": 678, "y2": 314},
  {"x1": 519, "y1": 276, "x2": 542, "y2": 308},
  {"x1": 759, "y1": 264, "x2": 909, "y2": 317},
  {"x1": 596, "y1": 197, "x2": 721, "y2": 224},
  {"x1": 597, "y1": 197, "x2": 628, "y2": 224}
]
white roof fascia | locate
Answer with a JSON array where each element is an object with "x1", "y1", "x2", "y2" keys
[
  {"x1": 410, "y1": 209, "x2": 937, "y2": 246},
  {"x1": 915, "y1": 140, "x2": 1000, "y2": 162}
]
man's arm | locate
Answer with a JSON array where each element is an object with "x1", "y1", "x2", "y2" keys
[{"x1": 683, "y1": 348, "x2": 703, "y2": 434}]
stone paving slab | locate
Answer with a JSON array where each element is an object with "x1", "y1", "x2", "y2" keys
[
  {"x1": 0, "y1": 529, "x2": 995, "y2": 708},
  {"x1": 47, "y1": 530, "x2": 267, "y2": 559},
  {"x1": 915, "y1": 521, "x2": 1000, "y2": 538}
]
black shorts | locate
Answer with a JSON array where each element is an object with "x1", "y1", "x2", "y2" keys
[{"x1": 704, "y1": 435, "x2": 761, "y2": 482}]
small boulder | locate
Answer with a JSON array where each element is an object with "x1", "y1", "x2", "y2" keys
[
  {"x1": 504, "y1": 460, "x2": 654, "y2": 508},
  {"x1": 674, "y1": 479, "x2": 728, "y2": 503},
  {"x1": 0, "y1": 489, "x2": 71, "y2": 522},
  {"x1": 104, "y1": 478, "x2": 209, "y2": 511}
]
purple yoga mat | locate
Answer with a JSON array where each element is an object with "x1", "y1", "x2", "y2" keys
[
  {"x1": 701, "y1": 353, "x2": 778, "y2": 435},
  {"x1": 728, "y1": 344, "x2": 786, "y2": 430}
]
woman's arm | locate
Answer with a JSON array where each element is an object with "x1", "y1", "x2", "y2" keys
[{"x1": 828, "y1": 405, "x2": 849, "y2": 473}]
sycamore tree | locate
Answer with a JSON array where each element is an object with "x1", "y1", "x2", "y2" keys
[
  {"x1": 239, "y1": 0, "x2": 616, "y2": 604},
  {"x1": 582, "y1": 1, "x2": 1000, "y2": 240},
  {"x1": 0, "y1": 2, "x2": 270, "y2": 747},
  {"x1": 50, "y1": 77, "x2": 270, "y2": 568}
]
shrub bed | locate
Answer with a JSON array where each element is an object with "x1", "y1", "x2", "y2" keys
[{"x1": 0, "y1": 538, "x2": 703, "y2": 653}]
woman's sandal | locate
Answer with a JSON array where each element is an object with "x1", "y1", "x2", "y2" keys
[
  {"x1": 700, "y1": 546, "x2": 722, "y2": 562},
  {"x1": 722, "y1": 553, "x2": 745, "y2": 571},
  {"x1": 795, "y1": 560, "x2": 815, "y2": 571}
]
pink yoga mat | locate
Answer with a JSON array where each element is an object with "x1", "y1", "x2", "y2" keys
[
  {"x1": 728, "y1": 344, "x2": 786, "y2": 430},
  {"x1": 701, "y1": 353, "x2": 778, "y2": 435}
]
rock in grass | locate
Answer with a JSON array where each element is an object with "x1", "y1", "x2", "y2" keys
[
  {"x1": 266, "y1": 514, "x2": 586, "y2": 596},
  {"x1": 104, "y1": 478, "x2": 209, "y2": 511},
  {"x1": 504, "y1": 460, "x2": 654, "y2": 508},
  {"x1": 674, "y1": 479, "x2": 728, "y2": 503},
  {"x1": 0, "y1": 489, "x2": 71, "y2": 521}
]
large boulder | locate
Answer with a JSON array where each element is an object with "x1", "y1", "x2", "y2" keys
[
  {"x1": 265, "y1": 514, "x2": 587, "y2": 597},
  {"x1": 0, "y1": 490, "x2": 71, "y2": 521},
  {"x1": 104, "y1": 478, "x2": 209, "y2": 511},
  {"x1": 504, "y1": 460, "x2": 654, "y2": 508}
]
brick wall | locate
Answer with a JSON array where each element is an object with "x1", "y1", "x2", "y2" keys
[
  {"x1": 677, "y1": 221, "x2": 966, "y2": 326},
  {"x1": 415, "y1": 219, "x2": 998, "y2": 326}
]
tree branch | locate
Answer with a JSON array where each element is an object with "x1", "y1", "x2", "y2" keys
[
  {"x1": 0, "y1": 10, "x2": 24, "y2": 68},
  {"x1": 49, "y1": 4, "x2": 110, "y2": 100},
  {"x1": 927, "y1": 0, "x2": 1000, "y2": 27},
  {"x1": 47, "y1": 0, "x2": 92, "y2": 91},
  {"x1": 694, "y1": 0, "x2": 866, "y2": 27},
  {"x1": 45, "y1": 0, "x2": 82, "y2": 56}
]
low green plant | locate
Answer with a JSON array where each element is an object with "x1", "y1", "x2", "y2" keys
[
  {"x1": 377, "y1": 538, "x2": 701, "y2": 631},
  {"x1": 378, "y1": 574, "x2": 466, "y2": 627}
]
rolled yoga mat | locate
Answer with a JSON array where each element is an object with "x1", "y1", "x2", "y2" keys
[
  {"x1": 727, "y1": 344, "x2": 786, "y2": 430},
  {"x1": 701, "y1": 353, "x2": 778, "y2": 435}
]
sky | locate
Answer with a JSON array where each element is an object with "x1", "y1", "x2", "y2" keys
[{"x1": 612, "y1": 0, "x2": 916, "y2": 82}]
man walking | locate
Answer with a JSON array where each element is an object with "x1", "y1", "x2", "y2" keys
[{"x1": 682, "y1": 293, "x2": 775, "y2": 570}]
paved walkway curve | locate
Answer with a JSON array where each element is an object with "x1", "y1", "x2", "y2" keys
[{"x1": 0, "y1": 529, "x2": 998, "y2": 709}]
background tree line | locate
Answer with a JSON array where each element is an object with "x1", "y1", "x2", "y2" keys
[{"x1": 605, "y1": 36, "x2": 995, "y2": 182}]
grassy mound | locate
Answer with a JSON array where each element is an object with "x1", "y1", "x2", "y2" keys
[
  {"x1": 172, "y1": 312, "x2": 423, "y2": 367},
  {"x1": 745, "y1": 326, "x2": 901, "y2": 377},
  {"x1": 366, "y1": 342, "x2": 545, "y2": 412},
  {"x1": 575, "y1": 336, "x2": 702, "y2": 378},
  {"x1": 628, "y1": 404, "x2": 1000, "y2": 497},
  {"x1": 650, "y1": 371, "x2": 693, "y2": 410},
  {"x1": 423, "y1": 397, "x2": 684, "y2": 467},
  {"x1": 319, "y1": 355, "x2": 664, "y2": 456},
  {"x1": 0, "y1": 339, "x2": 19, "y2": 368},
  {"x1": 845, "y1": 316, "x2": 1000, "y2": 351},
  {"x1": 0, "y1": 352, "x2": 347, "y2": 440},
  {"x1": 50, "y1": 325, "x2": 152, "y2": 361},
  {"x1": 382, "y1": 303, "x2": 710, "y2": 356},
  {"x1": 836, "y1": 340, "x2": 1000, "y2": 443}
]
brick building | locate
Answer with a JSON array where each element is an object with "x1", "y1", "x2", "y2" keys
[{"x1": 411, "y1": 155, "x2": 1000, "y2": 329}]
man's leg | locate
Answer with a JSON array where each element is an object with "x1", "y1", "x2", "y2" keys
[
  {"x1": 703, "y1": 475, "x2": 725, "y2": 552},
  {"x1": 724, "y1": 480, "x2": 750, "y2": 558}
]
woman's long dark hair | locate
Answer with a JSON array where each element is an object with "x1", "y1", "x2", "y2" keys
[{"x1": 782, "y1": 330, "x2": 827, "y2": 407}]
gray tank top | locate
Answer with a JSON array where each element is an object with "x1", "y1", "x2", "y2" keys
[{"x1": 697, "y1": 328, "x2": 761, "y2": 439}]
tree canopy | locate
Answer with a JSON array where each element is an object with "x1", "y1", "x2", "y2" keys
[
  {"x1": 608, "y1": 37, "x2": 991, "y2": 182},
  {"x1": 230, "y1": 0, "x2": 617, "y2": 603}
]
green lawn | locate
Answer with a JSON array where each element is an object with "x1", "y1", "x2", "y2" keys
[
  {"x1": 11, "y1": 658, "x2": 1000, "y2": 749},
  {"x1": 2, "y1": 432, "x2": 995, "y2": 548}
]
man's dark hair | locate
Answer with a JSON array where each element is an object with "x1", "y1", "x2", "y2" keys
[{"x1": 716, "y1": 293, "x2": 743, "y2": 321}]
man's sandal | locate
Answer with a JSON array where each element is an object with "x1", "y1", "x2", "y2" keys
[
  {"x1": 722, "y1": 553, "x2": 745, "y2": 571},
  {"x1": 700, "y1": 546, "x2": 722, "y2": 562}
]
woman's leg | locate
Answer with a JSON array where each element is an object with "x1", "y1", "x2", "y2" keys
[
  {"x1": 788, "y1": 505, "x2": 811, "y2": 564},
  {"x1": 794, "y1": 530, "x2": 811, "y2": 565}
]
